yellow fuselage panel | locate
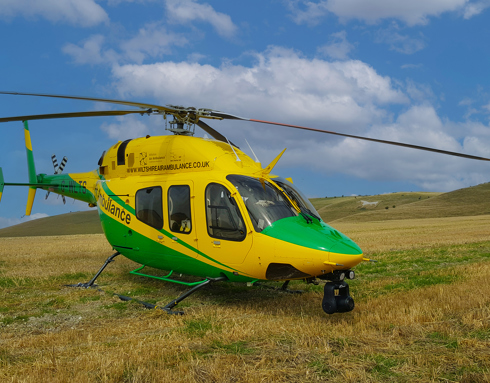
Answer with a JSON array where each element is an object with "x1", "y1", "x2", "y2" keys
[{"x1": 99, "y1": 135, "x2": 261, "y2": 179}]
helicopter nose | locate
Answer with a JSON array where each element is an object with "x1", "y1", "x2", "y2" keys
[
  {"x1": 327, "y1": 241, "x2": 364, "y2": 269},
  {"x1": 260, "y1": 216, "x2": 363, "y2": 263}
]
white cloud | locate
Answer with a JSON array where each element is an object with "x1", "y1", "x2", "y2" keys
[
  {"x1": 375, "y1": 23, "x2": 426, "y2": 54},
  {"x1": 457, "y1": 97, "x2": 489, "y2": 119},
  {"x1": 288, "y1": 0, "x2": 330, "y2": 26},
  {"x1": 187, "y1": 52, "x2": 207, "y2": 62},
  {"x1": 63, "y1": 25, "x2": 188, "y2": 65},
  {"x1": 120, "y1": 24, "x2": 188, "y2": 64},
  {"x1": 111, "y1": 47, "x2": 407, "y2": 131},
  {"x1": 289, "y1": 0, "x2": 470, "y2": 26},
  {"x1": 0, "y1": 0, "x2": 109, "y2": 27},
  {"x1": 463, "y1": 0, "x2": 490, "y2": 18},
  {"x1": 104, "y1": 47, "x2": 490, "y2": 192},
  {"x1": 107, "y1": 0, "x2": 152, "y2": 4},
  {"x1": 63, "y1": 35, "x2": 119, "y2": 65},
  {"x1": 165, "y1": 0, "x2": 237, "y2": 38},
  {"x1": 405, "y1": 80, "x2": 434, "y2": 102},
  {"x1": 401, "y1": 63, "x2": 423, "y2": 69},
  {"x1": 101, "y1": 115, "x2": 150, "y2": 140},
  {"x1": 277, "y1": 105, "x2": 490, "y2": 191},
  {"x1": 317, "y1": 31, "x2": 354, "y2": 60},
  {"x1": 460, "y1": 97, "x2": 474, "y2": 106}
]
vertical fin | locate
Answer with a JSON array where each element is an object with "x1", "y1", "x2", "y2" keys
[{"x1": 24, "y1": 121, "x2": 37, "y2": 216}]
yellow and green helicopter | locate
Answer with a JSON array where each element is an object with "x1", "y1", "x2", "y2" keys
[{"x1": 1, "y1": 91, "x2": 489, "y2": 315}]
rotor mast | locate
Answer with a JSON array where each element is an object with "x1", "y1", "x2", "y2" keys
[{"x1": 162, "y1": 106, "x2": 221, "y2": 136}]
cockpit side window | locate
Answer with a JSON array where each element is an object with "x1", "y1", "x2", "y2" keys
[
  {"x1": 168, "y1": 185, "x2": 192, "y2": 234},
  {"x1": 135, "y1": 186, "x2": 163, "y2": 230},
  {"x1": 205, "y1": 183, "x2": 246, "y2": 241}
]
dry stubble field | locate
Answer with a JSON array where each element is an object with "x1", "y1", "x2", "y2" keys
[{"x1": 1, "y1": 215, "x2": 489, "y2": 382}]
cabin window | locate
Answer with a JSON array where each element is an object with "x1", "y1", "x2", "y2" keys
[
  {"x1": 135, "y1": 186, "x2": 163, "y2": 230},
  {"x1": 117, "y1": 139, "x2": 132, "y2": 165},
  {"x1": 168, "y1": 185, "x2": 192, "y2": 234},
  {"x1": 205, "y1": 183, "x2": 246, "y2": 241}
]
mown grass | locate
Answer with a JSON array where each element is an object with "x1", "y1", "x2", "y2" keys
[{"x1": 0, "y1": 218, "x2": 489, "y2": 382}]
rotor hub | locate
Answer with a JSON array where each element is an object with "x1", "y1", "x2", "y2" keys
[{"x1": 166, "y1": 119, "x2": 196, "y2": 136}]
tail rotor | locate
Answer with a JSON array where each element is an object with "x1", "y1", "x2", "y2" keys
[{"x1": 46, "y1": 154, "x2": 67, "y2": 204}]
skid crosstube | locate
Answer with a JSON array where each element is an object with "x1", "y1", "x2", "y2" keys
[{"x1": 68, "y1": 253, "x2": 227, "y2": 314}]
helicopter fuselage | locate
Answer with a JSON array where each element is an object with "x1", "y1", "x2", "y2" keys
[{"x1": 36, "y1": 134, "x2": 363, "y2": 284}]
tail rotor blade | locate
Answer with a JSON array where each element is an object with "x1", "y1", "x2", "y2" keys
[
  {"x1": 51, "y1": 154, "x2": 58, "y2": 173},
  {"x1": 57, "y1": 156, "x2": 67, "y2": 174}
]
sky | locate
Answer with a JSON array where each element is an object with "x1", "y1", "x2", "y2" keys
[{"x1": 1, "y1": 0, "x2": 490, "y2": 228}]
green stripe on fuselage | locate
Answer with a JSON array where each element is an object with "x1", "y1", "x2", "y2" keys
[
  {"x1": 98, "y1": 182, "x2": 253, "y2": 280},
  {"x1": 39, "y1": 173, "x2": 96, "y2": 205}
]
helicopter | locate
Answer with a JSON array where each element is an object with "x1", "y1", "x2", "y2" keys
[{"x1": 1, "y1": 91, "x2": 489, "y2": 315}]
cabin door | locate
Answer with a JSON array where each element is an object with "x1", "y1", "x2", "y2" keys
[
  {"x1": 163, "y1": 181, "x2": 199, "y2": 260},
  {"x1": 196, "y1": 182, "x2": 253, "y2": 268}
]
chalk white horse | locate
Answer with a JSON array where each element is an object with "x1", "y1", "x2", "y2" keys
[{"x1": 360, "y1": 200, "x2": 379, "y2": 207}]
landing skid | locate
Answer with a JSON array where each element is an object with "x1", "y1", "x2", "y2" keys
[
  {"x1": 67, "y1": 252, "x2": 226, "y2": 314},
  {"x1": 67, "y1": 251, "x2": 120, "y2": 288},
  {"x1": 115, "y1": 276, "x2": 227, "y2": 315}
]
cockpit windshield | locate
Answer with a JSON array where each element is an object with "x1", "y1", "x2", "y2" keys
[
  {"x1": 273, "y1": 177, "x2": 321, "y2": 220},
  {"x1": 227, "y1": 175, "x2": 298, "y2": 232}
]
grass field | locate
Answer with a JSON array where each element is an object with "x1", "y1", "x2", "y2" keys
[{"x1": 1, "y1": 213, "x2": 489, "y2": 382}]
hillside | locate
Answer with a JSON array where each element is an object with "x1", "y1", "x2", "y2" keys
[
  {"x1": 310, "y1": 191, "x2": 440, "y2": 223},
  {"x1": 323, "y1": 182, "x2": 490, "y2": 223},
  {"x1": 0, "y1": 210, "x2": 102, "y2": 237}
]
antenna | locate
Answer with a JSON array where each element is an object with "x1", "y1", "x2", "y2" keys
[
  {"x1": 245, "y1": 139, "x2": 260, "y2": 163},
  {"x1": 226, "y1": 137, "x2": 241, "y2": 162}
]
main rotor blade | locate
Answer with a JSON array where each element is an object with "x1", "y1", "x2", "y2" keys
[
  {"x1": 0, "y1": 110, "x2": 152, "y2": 123},
  {"x1": 0, "y1": 91, "x2": 170, "y2": 112},
  {"x1": 248, "y1": 119, "x2": 490, "y2": 162},
  {"x1": 197, "y1": 120, "x2": 239, "y2": 148}
]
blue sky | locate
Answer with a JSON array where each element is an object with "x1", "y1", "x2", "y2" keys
[{"x1": 1, "y1": 0, "x2": 490, "y2": 228}]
